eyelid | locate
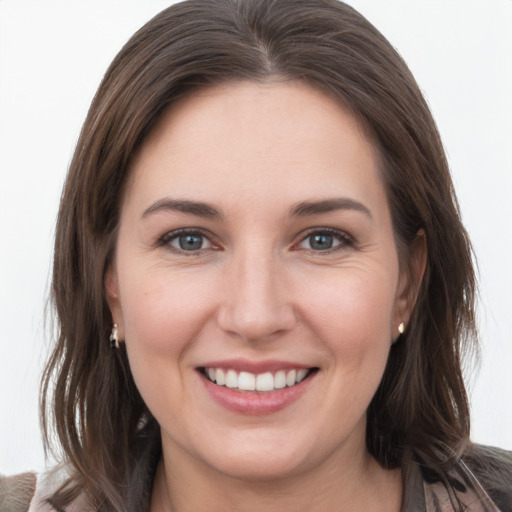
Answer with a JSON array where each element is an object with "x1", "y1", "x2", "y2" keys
[
  {"x1": 294, "y1": 227, "x2": 355, "y2": 252},
  {"x1": 157, "y1": 228, "x2": 220, "y2": 253},
  {"x1": 156, "y1": 226, "x2": 354, "y2": 254}
]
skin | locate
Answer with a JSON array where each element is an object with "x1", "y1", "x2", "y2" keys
[{"x1": 107, "y1": 80, "x2": 425, "y2": 511}]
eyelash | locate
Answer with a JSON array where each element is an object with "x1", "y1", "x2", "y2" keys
[
  {"x1": 157, "y1": 228, "x2": 355, "y2": 254},
  {"x1": 157, "y1": 228, "x2": 218, "y2": 255},
  {"x1": 295, "y1": 228, "x2": 355, "y2": 254}
]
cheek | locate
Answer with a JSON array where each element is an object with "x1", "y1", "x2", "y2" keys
[
  {"x1": 300, "y1": 266, "x2": 397, "y2": 354},
  {"x1": 120, "y1": 266, "x2": 212, "y2": 349},
  {"x1": 300, "y1": 270, "x2": 396, "y2": 426},
  {"x1": 117, "y1": 268, "x2": 214, "y2": 412}
]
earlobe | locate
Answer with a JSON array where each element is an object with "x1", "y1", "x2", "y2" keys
[
  {"x1": 105, "y1": 266, "x2": 119, "y2": 300},
  {"x1": 105, "y1": 266, "x2": 124, "y2": 336},
  {"x1": 396, "y1": 229, "x2": 427, "y2": 324},
  {"x1": 410, "y1": 229, "x2": 427, "y2": 301}
]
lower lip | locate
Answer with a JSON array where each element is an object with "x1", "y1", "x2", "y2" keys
[{"x1": 200, "y1": 372, "x2": 314, "y2": 415}]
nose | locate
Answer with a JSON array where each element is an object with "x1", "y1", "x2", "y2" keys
[{"x1": 216, "y1": 246, "x2": 296, "y2": 342}]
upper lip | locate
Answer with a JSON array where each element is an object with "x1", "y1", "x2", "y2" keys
[{"x1": 199, "y1": 359, "x2": 314, "y2": 374}]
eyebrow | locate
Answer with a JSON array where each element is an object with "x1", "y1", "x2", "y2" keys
[
  {"x1": 142, "y1": 198, "x2": 222, "y2": 219},
  {"x1": 289, "y1": 198, "x2": 372, "y2": 218},
  {"x1": 142, "y1": 197, "x2": 371, "y2": 220}
]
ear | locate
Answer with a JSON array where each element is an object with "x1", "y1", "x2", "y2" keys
[
  {"x1": 394, "y1": 229, "x2": 427, "y2": 332},
  {"x1": 105, "y1": 265, "x2": 125, "y2": 339}
]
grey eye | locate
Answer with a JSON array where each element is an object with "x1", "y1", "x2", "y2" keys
[
  {"x1": 169, "y1": 233, "x2": 211, "y2": 251},
  {"x1": 297, "y1": 230, "x2": 351, "y2": 252},
  {"x1": 308, "y1": 233, "x2": 334, "y2": 250},
  {"x1": 179, "y1": 234, "x2": 203, "y2": 250}
]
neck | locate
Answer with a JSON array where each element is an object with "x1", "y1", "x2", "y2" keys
[{"x1": 150, "y1": 438, "x2": 402, "y2": 512}]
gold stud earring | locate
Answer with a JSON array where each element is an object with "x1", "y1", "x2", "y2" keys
[
  {"x1": 109, "y1": 323, "x2": 120, "y2": 349},
  {"x1": 398, "y1": 321, "x2": 405, "y2": 334}
]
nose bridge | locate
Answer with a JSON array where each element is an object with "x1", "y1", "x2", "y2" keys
[{"x1": 218, "y1": 239, "x2": 295, "y2": 341}]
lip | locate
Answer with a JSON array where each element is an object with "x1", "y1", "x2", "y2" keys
[
  {"x1": 198, "y1": 360, "x2": 317, "y2": 415},
  {"x1": 200, "y1": 358, "x2": 311, "y2": 374}
]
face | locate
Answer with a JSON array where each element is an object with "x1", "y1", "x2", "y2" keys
[{"x1": 107, "y1": 81, "x2": 421, "y2": 481}]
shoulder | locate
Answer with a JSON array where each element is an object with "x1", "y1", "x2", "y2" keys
[
  {"x1": 28, "y1": 466, "x2": 91, "y2": 512},
  {"x1": 0, "y1": 472, "x2": 37, "y2": 512},
  {"x1": 1, "y1": 466, "x2": 91, "y2": 512},
  {"x1": 462, "y1": 443, "x2": 512, "y2": 512},
  {"x1": 404, "y1": 444, "x2": 512, "y2": 512}
]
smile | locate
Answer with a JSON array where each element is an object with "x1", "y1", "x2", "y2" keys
[
  {"x1": 202, "y1": 367, "x2": 313, "y2": 392},
  {"x1": 198, "y1": 361, "x2": 318, "y2": 414}
]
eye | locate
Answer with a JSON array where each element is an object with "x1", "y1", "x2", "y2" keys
[
  {"x1": 297, "y1": 230, "x2": 353, "y2": 252},
  {"x1": 159, "y1": 230, "x2": 214, "y2": 253}
]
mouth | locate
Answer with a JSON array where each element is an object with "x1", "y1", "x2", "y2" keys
[{"x1": 199, "y1": 366, "x2": 318, "y2": 393}]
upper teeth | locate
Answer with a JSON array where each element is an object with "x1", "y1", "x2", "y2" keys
[{"x1": 205, "y1": 368, "x2": 310, "y2": 392}]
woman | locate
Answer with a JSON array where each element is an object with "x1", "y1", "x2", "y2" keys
[{"x1": 2, "y1": 0, "x2": 511, "y2": 511}]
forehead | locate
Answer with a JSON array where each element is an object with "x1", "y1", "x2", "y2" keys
[{"x1": 123, "y1": 80, "x2": 385, "y2": 215}]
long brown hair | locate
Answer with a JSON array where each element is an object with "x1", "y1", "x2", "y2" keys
[{"x1": 42, "y1": 0, "x2": 477, "y2": 509}]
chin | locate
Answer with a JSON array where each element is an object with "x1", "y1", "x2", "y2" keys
[
  {"x1": 211, "y1": 452, "x2": 309, "y2": 483},
  {"x1": 193, "y1": 432, "x2": 323, "y2": 483}
]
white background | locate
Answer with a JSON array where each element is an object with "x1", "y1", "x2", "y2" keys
[{"x1": 1, "y1": 0, "x2": 511, "y2": 475}]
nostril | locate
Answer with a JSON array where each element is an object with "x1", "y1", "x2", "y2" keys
[{"x1": 216, "y1": 306, "x2": 296, "y2": 342}]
